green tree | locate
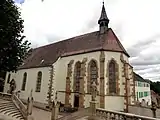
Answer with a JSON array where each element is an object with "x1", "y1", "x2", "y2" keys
[
  {"x1": 150, "y1": 81, "x2": 160, "y2": 95},
  {"x1": 0, "y1": 0, "x2": 31, "y2": 72}
]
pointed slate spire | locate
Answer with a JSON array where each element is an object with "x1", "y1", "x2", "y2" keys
[{"x1": 98, "y1": 2, "x2": 109, "y2": 34}]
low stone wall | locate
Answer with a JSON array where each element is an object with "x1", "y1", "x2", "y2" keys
[{"x1": 128, "y1": 105, "x2": 160, "y2": 118}]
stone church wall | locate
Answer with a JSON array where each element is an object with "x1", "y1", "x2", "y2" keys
[
  {"x1": 104, "y1": 52, "x2": 128, "y2": 111},
  {"x1": 105, "y1": 96, "x2": 124, "y2": 111},
  {"x1": 3, "y1": 50, "x2": 132, "y2": 112},
  {"x1": 4, "y1": 67, "x2": 50, "y2": 104},
  {"x1": 54, "y1": 51, "x2": 130, "y2": 111},
  {"x1": 54, "y1": 51, "x2": 100, "y2": 108}
]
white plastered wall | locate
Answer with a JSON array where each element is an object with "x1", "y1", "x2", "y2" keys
[
  {"x1": 104, "y1": 51, "x2": 128, "y2": 111},
  {"x1": 135, "y1": 81, "x2": 151, "y2": 105},
  {"x1": 4, "y1": 67, "x2": 50, "y2": 104},
  {"x1": 54, "y1": 51, "x2": 101, "y2": 107},
  {"x1": 54, "y1": 51, "x2": 130, "y2": 111},
  {"x1": 3, "y1": 50, "x2": 133, "y2": 111}
]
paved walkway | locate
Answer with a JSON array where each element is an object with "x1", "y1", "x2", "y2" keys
[
  {"x1": 31, "y1": 107, "x2": 90, "y2": 120},
  {"x1": 32, "y1": 107, "x2": 63, "y2": 120}
]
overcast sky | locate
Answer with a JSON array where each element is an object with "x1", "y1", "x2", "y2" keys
[{"x1": 16, "y1": 0, "x2": 160, "y2": 82}]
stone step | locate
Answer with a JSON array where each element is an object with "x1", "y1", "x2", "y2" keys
[
  {"x1": 0, "y1": 108, "x2": 18, "y2": 113},
  {"x1": 0, "y1": 94, "x2": 25, "y2": 120},
  {"x1": 0, "y1": 105, "x2": 18, "y2": 111},
  {"x1": 0, "y1": 104, "x2": 15, "y2": 108},
  {"x1": 12, "y1": 113, "x2": 23, "y2": 118},
  {"x1": 0, "y1": 101, "x2": 12, "y2": 104},
  {"x1": 8, "y1": 111, "x2": 21, "y2": 116},
  {"x1": 0, "y1": 102, "x2": 13, "y2": 106},
  {"x1": 2, "y1": 110, "x2": 24, "y2": 120},
  {"x1": 2, "y1": 109, "x2": 19, "y2": 114},
  {"x1": 0, "y1": 101, "x2": 24, "y2": 120}
]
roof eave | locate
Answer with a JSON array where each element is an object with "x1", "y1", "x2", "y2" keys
[{"x1": 18, "y1": 64, "x2": 52, "y2": 70}]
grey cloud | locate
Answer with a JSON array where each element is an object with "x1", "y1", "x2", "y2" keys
[
  {"x1": 136, "y1": 67, "x2": 160, "y2": 75},
  {"x1": 81, "y1": 18, "x2": 97, "y2": 33},
  {"x1": 111, "y1": 23, "x2": 124, "y2": 41},
  {"x1": 80, "y1": 8, "x2": 100, "y2": 33},
  {"x1": 131, "y1": 59, "x2": 160, "y2": 66},
  {"x1": 86, "y1": 19, "x2": 97, "y2": 30},
  {"x1": 133, "y1": 34, "x2": 160, "y2": 48},
  {"x1": 133, "y1": 64, "x2": 160, "y2": 74},
  {"x1": 30, "y1": 43, "x2": 38, "y2": 49},
  {"x1": 127, "y1": 34, "x2": 160, "y2": 57},
  {"x1": 137, "y1": 67, "x2": 160, "y2": 81},
  {"x1": 133, "y1": 65, "x2": 154, "y2": 71},
  {"x1": 127, "y1": 34, "x2": 160, "y2": 81},
  {"x1": 146, "y1": 76, "x2": 160, "y2": 81},
  {"x1": 46, "y1": 34, "x2": 63, "y2": 44},
  {"x1": 129, "y1": 35, "x2": 160, "y2": 66}
]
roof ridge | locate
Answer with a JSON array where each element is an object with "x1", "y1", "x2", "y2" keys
[
  {"x1": 101, "y1": 28, "x2": 130, "y2": 57},
  {"x1": 33, "y1": 30, "x2": 99, "y2": 50},
  {"x1": 134, "y1": 72, "x2": 147, "y2": 83}
]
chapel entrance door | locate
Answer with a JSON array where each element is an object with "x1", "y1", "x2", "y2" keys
[{"x1": 74, "y1": 95, "x2": 79, "y2": 108}]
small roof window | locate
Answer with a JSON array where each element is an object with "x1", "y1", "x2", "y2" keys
[{"x1": 40, "y1": 59, "x2": 44, "y2": 64}]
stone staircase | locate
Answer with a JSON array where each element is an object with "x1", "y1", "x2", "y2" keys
[{"x1": 0, "y1": 98, "x2": 24, "y2": 120}]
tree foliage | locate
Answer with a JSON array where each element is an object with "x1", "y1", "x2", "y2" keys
[
  {"x1": 150, "y1": 81, "x2": 160, "y2": 95},
  {"x1": 0, "y1": 0, "x2": 30, "y2": 72}
]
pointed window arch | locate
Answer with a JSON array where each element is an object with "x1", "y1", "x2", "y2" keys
[
  {"x1": 21, "y1": 72, "x2": 27, "y2": 91},
  {"x1": 108, "y1": 60, "x2": 117, "y2": 94},
  {"x1": 90, "y1": 60, "x2": 98, "y2": 86},
  {"x1": 88, "y1": 60, "x2": 98, "y2": 93},
  {"x1": 35, "y1": 71, "x2": 42, "y2": 92},
  {"x1": 74, "y1": 62, "x2": 81, "y2": 92},
  {"x1": 7, "y1": 73, "x2": 11, "y2": 83}
]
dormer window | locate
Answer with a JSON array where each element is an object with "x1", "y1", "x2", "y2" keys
[{"x1": 40, "y1": 59, "x2": 44, "y2": 64}]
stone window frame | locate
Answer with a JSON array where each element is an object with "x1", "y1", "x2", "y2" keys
[
  {"x1": 65, "y1": 60, "x2": 74, "y2": 107},
  {"x1": 35, "y1": 71, "x2": 42, "y2": 92},
  {"x1": 21, "y1": 72, "x2": 27, "y2": 91},
  {"x1": 73, "y1": 61, "x2": 81, "y2": 93},
  {"x1": 87, "y1": 59, "x2": 99, "y2": 94},
  {"x1": 107, "y1": 58, "x2": 119, "y2": 95},
  {"x1": 7, "y1": 73, "x2": 11, "y2": 83}
]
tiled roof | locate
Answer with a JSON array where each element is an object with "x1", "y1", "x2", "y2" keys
[
  {"x1": 133, "y1": 72, "x2": 150, "y2": 83},
  {"x1": 19, "y1": 28, "x2": 129, "y2": 69}
]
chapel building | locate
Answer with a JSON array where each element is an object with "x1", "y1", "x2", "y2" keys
[{"x1": 3, "y1": 3, "x2": 136, "y2": 112}]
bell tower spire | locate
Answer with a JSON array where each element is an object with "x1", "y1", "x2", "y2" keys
[{"x1": 98, "y1": 2, "x2": 109, "y2": 34}]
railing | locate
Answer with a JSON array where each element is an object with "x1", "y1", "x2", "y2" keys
[
  {"x1": 12, "y1": 93, "x2": 28, "y2": 119},
  {"x1": 96, "y1": 108, "x2": 158, "y2": 120},
  {"x1": 0, "y1": 92, "x2": 12, "y2": 100}
]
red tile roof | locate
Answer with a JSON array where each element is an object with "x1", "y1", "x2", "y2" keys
[{"x1": 19, "y1": 28, "x2": 129, "y2": 69}]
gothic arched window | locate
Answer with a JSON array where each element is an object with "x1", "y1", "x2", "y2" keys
[
  {"x1": 35, "y1": 71, "x2": 42, "y2": 92},
  {"x1": 108, "y1": 60, "x2": 117, "y2": 94},
  {"x1": 21, "y1": 72, "x2": 27, "y2": 91},
  {"x1": 74, "y1": 62, "x2": 81, "y2": 92},
  {"x1": 7, "y1": 73, "x2": 11, "y2": 83},
  {"x1": 89, "y1": 60, "x2": 98, "y2": 93}
]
